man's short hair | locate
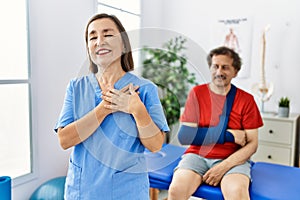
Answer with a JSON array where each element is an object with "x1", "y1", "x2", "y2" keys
[{"x1": 207, "y1": 46, "x2": 242, "y2": 72}]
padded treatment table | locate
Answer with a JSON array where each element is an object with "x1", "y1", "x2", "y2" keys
[
  {"x1": 250, "y1": 162, "x2": 300, "y2": 199},
  {"x1": 145, "y1": 144, "x2": 300, "y2": 200}
]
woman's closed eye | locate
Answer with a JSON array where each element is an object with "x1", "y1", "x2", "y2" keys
[
  {"x1": 89, "y1": 35, "x2": 113, "y2": 41},
  {"x1": 89, "y1": 36, "x2": 97, "y2": 41}
]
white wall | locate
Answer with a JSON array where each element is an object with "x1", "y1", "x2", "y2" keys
[
  {"x1": 141, "y1": 0, "x2": 300, "y2": 114},
  {"x1": 12, "y1": 0, "x2": 95, "y2": 199}
]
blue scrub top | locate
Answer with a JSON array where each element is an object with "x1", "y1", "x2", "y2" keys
[{"x1": 55, "y1": 73, "x2": 169, "y2": 200}]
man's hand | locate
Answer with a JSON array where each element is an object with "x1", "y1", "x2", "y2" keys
[
  {"x1": 203, "y1": 162, "x2": 229, "y2": 186},
  {"x1": 227, "y1": 129, "x2": 247, "y2": 146}
]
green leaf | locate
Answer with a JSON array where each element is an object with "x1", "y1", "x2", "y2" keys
[{"x1": 142, "y1": 36, "x2": 198, "y2": 126}]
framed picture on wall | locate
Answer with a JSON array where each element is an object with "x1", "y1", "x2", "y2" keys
[{"x1": 209, "y1": 16, "x2": 253, "y2": 78}]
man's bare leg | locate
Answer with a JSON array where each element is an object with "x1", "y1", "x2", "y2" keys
[
  {"x1": 168, "y1": 169, "x2": 202, "y2": 200},
  {"x1": 221, "y1": 173, "x2": 250, "y2": 200}
]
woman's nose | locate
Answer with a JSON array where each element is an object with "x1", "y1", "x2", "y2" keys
[{"x1": 96, "y1": 36, "x2": 106, "y2": 46}]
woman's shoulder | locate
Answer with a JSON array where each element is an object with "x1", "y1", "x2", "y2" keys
[
  {"x1": 126, "y1": 73, "x2": 157, "y2": 88},
  {"x1": 68, "y1": 74, "x2": 96, "y2": 88}
]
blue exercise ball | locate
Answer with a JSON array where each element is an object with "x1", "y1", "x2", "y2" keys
[{"x1": 30, "y1": 176, "x2": 66, "y2": 200}]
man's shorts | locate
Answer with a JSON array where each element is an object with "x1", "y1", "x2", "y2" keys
[{"x1": 175, "y1": 153, "x2": 252, "y2": 179}]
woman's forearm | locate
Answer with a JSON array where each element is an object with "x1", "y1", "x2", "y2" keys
[
  {"x1": 57, "y1": 103, "x2": 110, "y2": 150},
  {"x1": 133, "y1": 104, "x2": 164, "y2": 152}
]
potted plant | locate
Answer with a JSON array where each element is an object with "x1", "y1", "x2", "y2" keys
[
  {"x1": 142, "y1": 36, "x2": 198, "y2": 143},
  {"x1": 278, "y1": 97, "x2": 290, "y2": 117}
]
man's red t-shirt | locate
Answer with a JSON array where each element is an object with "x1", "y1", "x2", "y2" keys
[{"x1": 181, "y1": 84, "x2": 263, "y2": 159}]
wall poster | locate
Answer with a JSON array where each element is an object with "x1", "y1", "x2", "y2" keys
[{"x1": 210, "y1": 17, "x2": 253, "y2": 78}]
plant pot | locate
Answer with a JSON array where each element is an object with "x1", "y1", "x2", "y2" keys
[{"x1": 278, "y1": 107, "x2": 289, "y2": 117}]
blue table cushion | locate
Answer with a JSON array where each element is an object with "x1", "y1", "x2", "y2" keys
[
  {"x1": 145, "y1": 144, "x2": 223, "y2": 200},
  {"x1": 146, "y1": 144, "x2": 300, "y2": 200},
  {"x1": 250, "y1": 162, "x2": 300, "y2": 200}
]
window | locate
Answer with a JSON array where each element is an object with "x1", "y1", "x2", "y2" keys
[
  {"x1": 97, "y1": 0, "x2": 140, "y2": 31},
  {"x1": 97, "y1": 0, "x2": 141, "y2": 73},
  {"x1": 0, "y1": 0, "x2": 32, "y2": 180}
]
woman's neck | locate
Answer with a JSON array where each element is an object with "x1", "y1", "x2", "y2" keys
[{"x1": 96, "y1": 64, "x2": 126, "y2": 87}]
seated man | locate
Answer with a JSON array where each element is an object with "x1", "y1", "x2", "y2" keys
[{"x1": 168, "y1": 46, "x2": 263, "y2": 200}]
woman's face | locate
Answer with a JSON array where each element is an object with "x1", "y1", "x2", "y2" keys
[{"x1": 87, "y1": 18, "x2": 124, "y2": 68}]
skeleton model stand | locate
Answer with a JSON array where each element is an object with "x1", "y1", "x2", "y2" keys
[{"x1": 252, "y1": 25, "x2": 273, "y2": 112}]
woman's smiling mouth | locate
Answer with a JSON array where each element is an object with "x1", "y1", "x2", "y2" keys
[{"x1": 96, "y1": 48, "x2": 111, "y2": 55}]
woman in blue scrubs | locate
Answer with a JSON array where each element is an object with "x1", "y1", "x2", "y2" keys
[{"x1": 54, "y1": 13, "x2": 169, "y2": 199}]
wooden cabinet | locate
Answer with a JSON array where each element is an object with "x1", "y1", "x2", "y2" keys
[{"x1": 252, "y1": 113, "x2": 300, "y2": 166}]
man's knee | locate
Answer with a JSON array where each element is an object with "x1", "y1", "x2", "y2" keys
[
  {"x1": 168, "y1": 180, "x2": 187, "y2": 198},
  {"x1": 222, "y1": 181, "x2": 248, "y2": 195},
  {"x1": 221, "y1": 174, "x2": 250, "y2": 200},
  {"x1": 168, "y1": 169, "x2": 202, "y2": 199}
]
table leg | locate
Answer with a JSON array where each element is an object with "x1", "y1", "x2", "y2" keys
[{"x1": 149, "y1": 188, "x2": 159, "y2": 200}]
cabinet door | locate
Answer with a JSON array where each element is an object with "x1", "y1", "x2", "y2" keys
[
  {"x1": 259, "y1": 120, "x2": 292, "y2": 145},
  {"x1": 252, "y1": 144, "x2": 291, "y2": 166}
]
